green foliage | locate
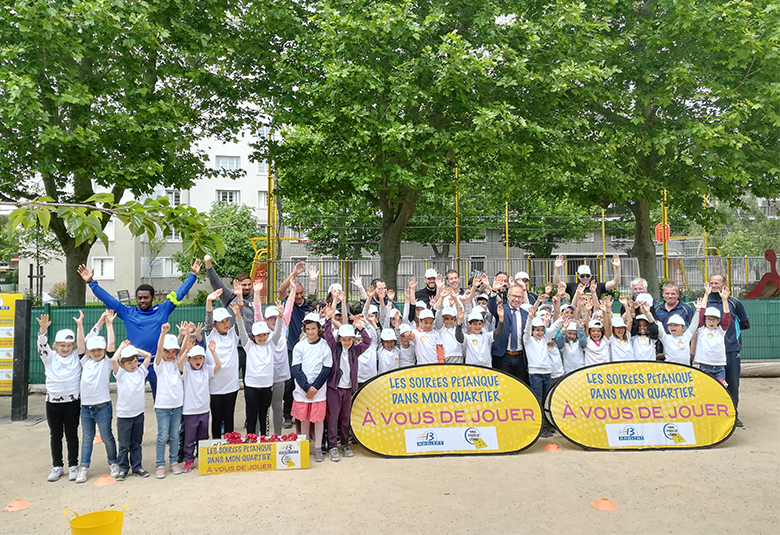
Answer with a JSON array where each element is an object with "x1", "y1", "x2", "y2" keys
[
  {"x1": 1, "y1": 215, "x2": 62, "y2": 264},
  {"x1": 50, "y1": 282, "x2": 67, "y2": 302},
  {"x1": 174, "y1": 202, "x2": 263, "y2": 280},
  {"x1": 192, "y1": 290, "x2": 209, "y2": 306}
]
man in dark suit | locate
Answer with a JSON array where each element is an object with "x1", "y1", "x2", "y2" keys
[{"x1": 487, "y1": 282, "x2": 530, "y2": 385}]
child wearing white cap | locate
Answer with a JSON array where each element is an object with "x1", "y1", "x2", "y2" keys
[
  {"x1": 456, "y1": 305, "x2": 504, "y2": 367},
  {"x1": 398, "y1": 324, "x2": 416, "y2": 367},
  {"x1": 631, "y1": 299, "x2": 659, "y2": 361},
  {"x1": 609, "y1": 311, "x2": 634, "y2": 362},
  {"x1": 241, "y1": 315, "x2": 284, "y2": 438},
  {"x1": 377, "y1": 328, "x2": 400, "y2": 373},
  {"x1": 694, "y1": 285, "x2": 732, "y2": 382},
  {"x1": 523, "y1": 297, "x2": 562, "y2": 437},
  {"x1": 205, "y1": 290, "x2": 242, "y2": 439},
  {"x1": 555, "y1": 319, "x2": 587, "y2": 374},
  {"x1": 583, "y1": 297, "x2": 613, "y2": 366},
  {"x1": 434, "y1": 288, "x2": 464, "y2": 363},
  {"x1": 36, "y1": 314, "x2": 82, "y2": 483},
  {"x1": 152, "y1": 324, "x2": 185, "y2": 479},
  {"x1": 657, "y1": 304, "x2": 700, "y2": 366},
  {"x1": 111, "y1": 340, "x2": 153, "y2": 480},
  {"x1": 410, "y1": 308, "x2": 443, "y2": 364}
]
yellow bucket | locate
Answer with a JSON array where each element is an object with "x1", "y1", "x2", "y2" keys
[{"x1": 64, "y1": 504, "x2": 129, "y2": 535}]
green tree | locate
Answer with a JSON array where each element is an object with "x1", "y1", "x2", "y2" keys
[
  {"x1": 175, "y1": 202, "x2": 264, "y2": 280},
  {"x1": 552, "y1": 0, "x2": 780, "y2": 297},
  {"x1": 0, "y1": 0, "x2": 245, "y2": 304},
  {"x1": 250, "y1": 0, "x2": 615, "y2": 290}
]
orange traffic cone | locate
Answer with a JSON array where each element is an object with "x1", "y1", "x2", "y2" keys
[
  {"x1": 5, "y1": 499, "x2": 31, "y2": 512},
  {"x1": 94, "y1": 476, "x2": 116, "y2": 487},
  {"x1": 543, "y1": 443, "x2": 561, "y2": 452},
  {"x1": 592, "y1": 498, "x2": 618, "y2": 511}
]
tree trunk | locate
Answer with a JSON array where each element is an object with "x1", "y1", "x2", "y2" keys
[
  {"x1": 377, "y1": 189, "x2": 419, "y2": 292},
  {"x1": 63, "y1": 241, "x2": 93, "y2": 306},
  {"x1": 431, "y1": 243, "x2": 451, "y2": 259},
  {"x1": 628, "y1": 199, "x2": 660, "y2": 299}
]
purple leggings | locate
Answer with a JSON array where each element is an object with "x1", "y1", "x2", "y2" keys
[
  {"x1": 327, "y1": 387, "x2": 352, "y2": 449},
  {"x1": 183, "y1": 413, "x2": 209, "y2": 463}
]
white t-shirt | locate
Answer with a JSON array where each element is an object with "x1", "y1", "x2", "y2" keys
[
  {"x1": 357, "y1": 327, "x2": 378, "y2": 383},
  {"x1": 245, "y1": 341, "x2": 274, "y2": 389},
  {"x1": 658, "y1": 316, "x2": 698, "y2": 365},
  {"x1": 632, "y1": 333, "x2": 656, "y2": 361},
  {"x1": 114, "y1": 366, "x2": 148, "y2": 418},
  {"x1": 439, "y1": 325, "x2": 462, "y2": 357},
  {"x1": 561, "y1": 340, "x2": 585, "y2": 374},
  {"x1": 182, "y1": 363, "x2": 215, "y2": 416},
  {"x1": 377, "y1": 346, "x2": 400, "y2": 373},
  {"x1": 292, "y1": 338, "x2": 332, "y2": 403},
  {"x1": 610, "y1": 335, "x2": 634, "y2": 362},
  {"x1": 584, "y1": 337, "x2": 611, "y2": 366},
  {"x1": 80, "y1": 355, "x2": 113, "y2": 406},
  {"x1": 548, "y1": 344, "x2": 564, "y2": 379},
  {"x1": 206, "y1": 330, "x2": 240, "y2": 395},
  {"x1": 462, "y1": 330, "x2": 495, "y2": 367},
  {"x1": 413, "y1": 328, "x2": 440, "y2": 364},
  {"x1": 337, "y1": 347, "x2": 352, "y2": 389},
  {"x1": 399, "y1": 342, "x2": 416, "y2": 368},
  {"x1": 271, "y1": 330, "x2": 290, "y2": 383},
  {"x1": 694, "y1": 326, "x2": 727, "y2": 366},
  {"x1": 39, "y1": 335, "x2": 81, "y2": 403},
  {"x1": 154, "y1": 358, "x2": 184, "y2": 409}
]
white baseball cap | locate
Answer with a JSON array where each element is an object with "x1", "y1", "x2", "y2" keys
[
  {"x1": 162, "y1": 334, "x2": 180, "y2": 350},
  {"x1": 667, "y1": 314, "x2": 686, "y2": 326},
  {"x1": 54, "y1": 329, "x2": 75, "y2": 343},
  {"x1": 566, "y1": 322, "x2": 578, "y2": 332},
  {"x1": 520, "y1": 303, "x2": 532, "y2": 311},
  {"x1": 424, "y1": 268, "x2": 437, "y2": 278},
  {"x1": 264, "y1": 306, "x2": 280, "y2": 317},
  {"x1": 577, "y1": 265, "x2": 592, "y2": 276},
  {"x1": 704, "y1": 307, "x2": 721, "y2": 319},
  {"x1": 588, "y1": 320, "x2": 603, "y2": 329},
  {"x1": 328, "y1": 283, "x2": 343, "y2": 295},
  {"x1": 636, "y1": 293, "x2": 654, "y2": 307},
  {"x1": 399, "y1": 324, "x2": 412, "y2": 335},
  {"x1": 86, "y1": 335, "x2": 107, "y2": 350},
  {"x1": 515, "y1": 271, "x2": 530, "y2": 281},
  {"x1": 188, "y1": 345, "x2": 206, "y2": 358},
  {"x1": 389, "y1": 308, "x2": 400, "y2": 318},
  {"x1": 415, "y1": 301, "x2": 427, "y2": 309},
  {"x1": 476, "y1": 293, "x2": 489, "y2": 301},
  {"x1": 213, "y1": 308, "x2": 231, "y2": 322},
  {"x1": 303, "y1": 312, "x2": 321, "y2": 323},
  {"x1": 635, "y1": 314, "x2": 649, "y2": 322},
  {"x1": 531, "y1": 317, "x2": 546, "y2": 328},
  {"x1": 419, "y1": 309, "x2": 435, "y2": 320},
  {"x1": 467, "y1": 310, "x2": 484, "y2": 323},
  {"x1": 472, "y1": 305, "x2": 485, "y2": 315},
  {"x1": 337, "y1": 324, "x2": 356, "y2": 338},
  {"x1": 252, "y1": 322, "x2": 271, "y2": 336},
  {"x1": 442, "y1": 307, "x2": 457, "y2": 317},
  {"x1": 380, "y1": 328, "x2": 397, "y2": 341},
  {"x1": 368, "y1": 305, "x2": 379, "y2": 315},
  {"x1": 612, "y1": 317, "x2": 626, "y2": 328},
  {"x1": 120, "y1": 345, "x2": 139, "y2": 360}
]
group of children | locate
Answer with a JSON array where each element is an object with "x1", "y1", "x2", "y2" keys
[{"x1": 41, "y1": 262, "x2": 735, "y2": 476}]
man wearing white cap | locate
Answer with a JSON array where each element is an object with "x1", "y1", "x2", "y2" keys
[
  {"x1": 514, "y1": 271, "x2": 538, "y2": 304},
  {"x1": 553, "y1": 254, "x2": 621, "y2": 300},
  {"x1": 415, "y1": 268, "x2": 439, "y2": 307}
]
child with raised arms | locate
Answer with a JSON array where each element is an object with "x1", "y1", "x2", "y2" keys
[
  {"x1": 456, "y1": 301, "x2": 504, "y2": 367},
  {"x1": 153, "y1": 323, "x2": 185, "y2": 479},
  {"x1": 73, "y1": 310, "x2": 119, "y2": 483},
  {"x1": 37, "y1": 314, "x2": 82, "y2": 482},
  {"x1": 291, "y1": 313, "x2": 333, "y2": 462},
  {"x1": 555, "y1": 318, "x2": 587, "y2": 374},
  {"x1": 523, "y1": 297, "x2": 563, "y2": 437},
  {"x1": 435, "y1": 288, "x2": 464, "y2": 364},
  {"x1": 609, "y1": 297, "x2": 634, "y2": 362},
  {"x1": 694, "y1": 284, "x2": 732, "y2": 383},
  {"x1": 583, "y1": 297, "x2": 612, "y2": 366},
  {"x1": 112, "y1": 341, "x2": 153, "y2": 480},
  {"x1": 398, "y1": 324, "x2": 416, "y2": 367},
  {"x1": 205, "y1": 289, "x2": 241, "y2": 439}
]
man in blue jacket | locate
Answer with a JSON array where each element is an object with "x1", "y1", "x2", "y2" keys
[
  {"x1": 77, "y1": 259, "x2": 202, "y2": 398},
  {"x1": 486, "y1": 281, "x2": 529, "y2": 385}
]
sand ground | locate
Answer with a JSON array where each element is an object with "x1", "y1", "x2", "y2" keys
[{"x1": 1, "y1": 378, "x2": 778, "y2": 535}]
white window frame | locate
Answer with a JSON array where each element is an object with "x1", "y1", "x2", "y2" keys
[
  {"x1": 216, "y1": 155, "x2": 241, "y2": 170},
  {"x1": 92, "y1": 257, "x2": 115, "y2": 280},
  {"x1": 165, "y1": 189, "x2": 182, "y2": 241},
  {"x1": 216, "y1": 190, "x2": 241, "y2": 205},
  {"x1": 257, "y1": 161, "x2": 269, "y2": 175},
  {"x1": 258, "y1": 191, "x2": 268, "y2": 209},
  {"x1": 470, "y1": 255, "x2": 487, "y2": 274}
]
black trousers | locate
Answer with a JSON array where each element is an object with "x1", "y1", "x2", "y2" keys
[
  {"x1": 283, "y1": 350, "x2": 294, "y2": 419},
  {"x1": 245, "y1": 386, "x2": 273, "y2": 437},
  {"x1": 46, "y1": 400, "x2": 80, "y2": 468},
  {"x1": 210, "y1": 390, "x2": 238, "y2": 439},
  {"x1": 492, "y1": 351, "x2": 529, "y2": 385}
]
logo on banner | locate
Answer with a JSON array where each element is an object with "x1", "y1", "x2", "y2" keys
[
  {"x1": 416, "y1": 431, "x2": 444, "y2": 447},
  {"x1": 617, "y1": 426, "x2": 644, "y2": 442}
]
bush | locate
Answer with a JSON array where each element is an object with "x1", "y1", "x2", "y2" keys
[
  {"x1": 50, "y1": 281, "x2": 67, "y2": 302},
  {"x1": 192, "y1": 289, "x2": 208, "y2": 305}
]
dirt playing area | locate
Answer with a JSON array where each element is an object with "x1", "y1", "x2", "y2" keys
[{"x1": 1, "y1": 378, "x2": 778, "y2": 535}]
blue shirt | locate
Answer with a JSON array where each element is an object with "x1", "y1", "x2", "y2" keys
[{"x1": 654, "y1": 300, "x2": 695, "y2": 333}]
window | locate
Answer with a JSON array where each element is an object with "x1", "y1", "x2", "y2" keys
[
  {"x1": 472, "y1": 228, "x2": 487, "y2": 243},
  {"x1": 258, "y1": 191, "x2": 268, "y2": 208},
  {"x1": 582, "y1": 233, "x2": 595, "y2": 243},
  {"x1": 216, "y1": 156, "x2": 240, "y2": 170},
  {"x1": 165, "y1": 189, "x2": 182, "y2": 240},
  {"x1": 216, "y1": 190, "x2": 241, "y2": 204},
  {"x1": 470, "y1": 255, "x2": 486, "y2": 273},
  {"x1": 257, "y1": 161, "x2": 269, "y2": 175},
  {"x1": 93, "y1": 257, "x2": 114, "y2": 280}
]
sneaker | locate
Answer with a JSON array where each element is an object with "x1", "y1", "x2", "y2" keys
[
  {"x1": 171, "y1": 464, "x2": 183, "y2": 475},
  {"x1": 47, "y1": 467, "x2": 64, "y2": 482},
  {"x1": 328, "y1": 447, "x2": 340, "y2": 462},
  {"x1": 314, "y1": 448, "x2": 324, "y2": 462},
  {"x1": 134, "y1": 468, "x2": 150, "y2": 478},
  {"x1": 75, "y1": 466, "x2": 89, "y2": 484},
  {"x1": 342, "y1": 445, "x2": 354, "y2": 458},
  {"x1": 116, "y1": 472, "x2": 127, "y2": 482},
  {"x1": 735, "y1": 417, "x2": 744, "y2": 428},
  {"x1": 540, "y1": 428, "x2": 554, "y2": 438},
  {"x1": 182, "y1": 461, "x2": 194, "y2": 473},
  {"x1": 283, "y1": 417, "x2": 293, "y2": 429},
  {"x1": 68, "y1": 466, "x2": 79, "y2": 481},
  {"x1": 156, "y1": 466, "x2": 166, "y2": 479},
  {"x1": 109, "y1": 463, "x2": 120, "y2": 479}
]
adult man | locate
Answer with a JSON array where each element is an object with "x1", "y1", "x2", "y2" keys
[
  {"x1": 277, "y1": 262, "x2": 318, "y2": 428},
  {"x1": 486, "y1": 282, "x2": 529, "y2": 384},
  {"x1": 414, "y1": 268, "x2": 438, "y2": 306},
  {"x1": 706, "y1": 274, "x2": 750, "y2": 427},
  {"x1": 654, "y1": 282, "x2": 695, "y2": 356},
  {"x1": 553, "y1": 254, "x2": 621, "y2": 299},
  {"x1": 442, "y1": 269, "x2": 464, "y2": 307},
  {"x1": 204, "y1": 255, "x2": 254, "y2": 385},
  {"x1": 77, "y1": 259, "x2": 202, "y2": 398},
  {"x1": 514, "y1": 271, "x2": 537, "y2": 304}
]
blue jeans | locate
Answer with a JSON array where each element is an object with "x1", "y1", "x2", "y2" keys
[
  {"x1": 155, "y1": 407, "x2": 182, "y2": 467},
  {"x1": 529, "y1": 373, "x2": 551, "y2": 405},
  {"x1": 699, "y1": 364, "x2": 726, "y2": 382},
  {"x1": 117, "y1": 414, "x2": 145, "y2": 473},
  {"x1": 493, "y1": 352, "x2": 529, "y2": 385},
  {"x1": 80, "y1": 402, "x2": 118, "y2": 468}
]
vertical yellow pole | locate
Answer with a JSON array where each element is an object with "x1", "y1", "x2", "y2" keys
[
  {"x1": 318, "y1": 261, "x2": 322, "y2": 300},
  {"x1": 268, "y1": 129, "x2": 276, "y2": 303},
  {"x1": 745, "y1": 257, "x2": 749, "y2": 287},
  {"x1": 601, "y1": 208, "x2": 606, "y2": 266},
  {"x1": 727, "y1": 255, "x2": 732, "y2": 295},
  {"x1": 345, "y1": 259, "x2": 350, "y2": 303},
  {"x1": 662, "y1": 189, "x2": 669, "y2": 280},
  {"x1": 455, "y1": 166, "x2": 460, "y2": 276},
  {"x1": 703, "y1": 195, "x2": 709, "y2": 281},
  {"x1": 505, "y1": 202, "x2": 509, "y2": 274}
]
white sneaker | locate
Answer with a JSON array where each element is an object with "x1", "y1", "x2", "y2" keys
[
  {"x1": 109, "y1": 463, "x2": 120, "y2": 479},
  {"x1": 68, "y1": 466, "x2": 78, "y2": 481},
  {"x1": 75, "y1": 466, "x2": 89, "y2": 484},
  {"x1": 47, "y1": 467, "x2": 64, "y2": 482}
]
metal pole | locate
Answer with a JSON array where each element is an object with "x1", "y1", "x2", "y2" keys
[
  {"x1": 601, "y1": 208, "x2": 606, "y2": 264},
  {"x1": 455, "y1": 166, "x2": 460, "y2": 276},
  {"x1": 11, "y1": 299, "x2": 31, "y2": 421},
  {"x1": 505, "y1": 202, "x2": 509, "y2": 274},
  {"x1": 727, "y1": 255, "x2": 732, "y2": 295},
  {"x1": 662, "y1": 189, "x2": 669, "y2": 279},
  {"x1": 703, "y1": 195, "x2": 709, "y2": 282}
]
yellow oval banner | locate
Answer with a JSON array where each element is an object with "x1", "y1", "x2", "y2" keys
[
  {"x1": 547, "y1": 362, "x2": 736, "y2": 450},
  {"x1": 351, "y1": 364, "x2": 542, "y2": 457}
]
